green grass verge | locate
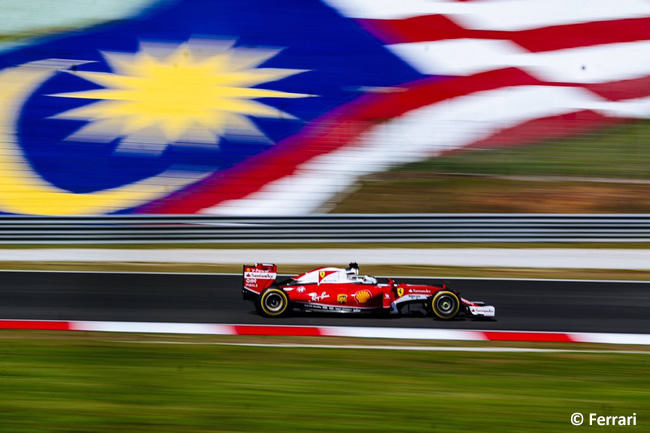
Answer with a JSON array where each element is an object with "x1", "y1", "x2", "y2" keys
[
  {"x1": 0, "y1": 262, "x2": 647, "y2": 281},
  {"x1": 333, "y1": 177, "x2": 650, "y2": 213},
  {"x1": 0, "y1": 333, "x2": 647, "y2": 432},
  {"x1": 399, "y1": 119, "x2": 650, "y2": 179}
]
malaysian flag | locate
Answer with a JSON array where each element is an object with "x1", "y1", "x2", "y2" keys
[
  {"x1": 164, "y1": 0, "x2": 650, "y2": 214},
  {"x1": 0, "y1": 0, "x2": 648, "y2": 215}
]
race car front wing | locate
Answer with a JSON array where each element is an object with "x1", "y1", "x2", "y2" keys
[{"x1": 465, "y1": 301, "x2": 496, "y2": 318}]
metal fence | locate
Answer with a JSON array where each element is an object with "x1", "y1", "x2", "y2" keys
[{"x1": 0, "y1": 214, "x2": 649, "y2": 243}]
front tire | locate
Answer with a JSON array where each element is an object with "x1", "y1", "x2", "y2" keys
[
  {"x1": 430, "y1": 290, "x2": 460, "y2": 320},
  {"x1": 256, "y1": 288, "x2": 289, "y2": 317}
]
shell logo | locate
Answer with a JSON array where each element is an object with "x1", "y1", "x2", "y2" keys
[{"x1": 354, "y1": 290, "x2": 372, "y2": 304}]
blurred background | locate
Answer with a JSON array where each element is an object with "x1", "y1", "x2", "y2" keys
[
  {"x1": 0, "y1": 0, "x2": 649, "y2": 216},
  {"x1": 1, "y1": 4, "x2": 649, "y2": 432}
]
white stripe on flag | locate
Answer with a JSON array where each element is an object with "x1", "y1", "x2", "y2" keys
[
  {"x1": 389, "y1": 40, "x2": 650, "y2": 83},
  {"x1": 324, "y1": 0, "x2": 650, "y2": 31},
  {"x1": 586, "y1": 96, "x2": 650, "y2": 119},
  {"x1": 324, "y1": 0, "x2": 459, "y2": 20}
]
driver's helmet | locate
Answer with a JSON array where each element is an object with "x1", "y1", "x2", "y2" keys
[
  {"x1": 345, "y1": 262, "x2": 360, "y2": 280},
  {"x1": 346, "y1": 262, "x2": 359, "y2": 274}
]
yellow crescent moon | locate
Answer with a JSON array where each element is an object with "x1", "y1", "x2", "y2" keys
[{"x1": 0, "y1": 59, "x2": 206, "y2": 215}]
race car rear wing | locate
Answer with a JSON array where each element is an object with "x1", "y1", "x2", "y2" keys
[{"x1": 243, "y1": 263, "x2": 277, "y2": 294}]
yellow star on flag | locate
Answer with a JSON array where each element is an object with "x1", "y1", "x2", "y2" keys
[{"x1": 52, "y1": 39, "x2": 311, "y2": 153}]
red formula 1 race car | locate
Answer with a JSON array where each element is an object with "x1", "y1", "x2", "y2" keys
[{"x1": 243, "y1": 263, "x2": 495, "y2": 320}]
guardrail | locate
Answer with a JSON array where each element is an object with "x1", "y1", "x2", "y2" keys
[{"x1": 0, "y1": 214, "x2": 649, "y2": 243}]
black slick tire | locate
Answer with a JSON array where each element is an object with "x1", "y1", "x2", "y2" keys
[
  {"x1": 256, "y1": 288, "x2": 289, "y2": 317},
  {"x1": 430, "y1": 290, "x2": 460, "y2": 320}
]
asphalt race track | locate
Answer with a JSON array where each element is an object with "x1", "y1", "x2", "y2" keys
[{"x1": 0, "y1": 271, "x2": 648, "y2": 333}]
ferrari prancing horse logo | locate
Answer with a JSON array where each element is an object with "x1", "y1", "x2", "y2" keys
[
  {"x1": 337, "y1": 294, "x2": 347, "y2": 304},
  {"x1": 397, "y1": 287, "x2": 404, "y2": 297}
]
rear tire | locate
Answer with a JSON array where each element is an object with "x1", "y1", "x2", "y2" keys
[
  {"x1": 430, "y1": 290, "x2": 460, "y2": 320},
  {"x1": 256, "y1": 288, "x2": 289, "y2": 317}
]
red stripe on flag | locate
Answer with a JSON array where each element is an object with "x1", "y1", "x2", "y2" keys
[
  {"x1": 461, "y1": 110, "x2": 623, "y2": 151},
  {"x1": 0, "y1": 320, "x2": 71, "y2": 331},
  {"x1": 233, "y1": 325, "x2": 324, "y2": 337},
  {"x1": 483, "y1": 331, "x2": 576, "y2": 343},
  {"x1": 585, "y1": 75, "x2": 650, "y2": 101},
  {"x1": 358, "y1": 16, "x2": 650, "y2": 53}
]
